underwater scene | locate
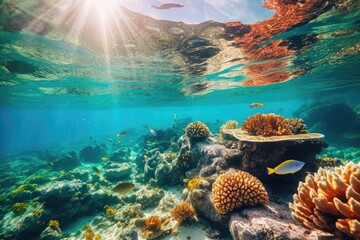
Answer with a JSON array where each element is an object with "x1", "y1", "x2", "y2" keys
[{"x1": 1, "y1": 0, "x2": 360, "y2": 239}]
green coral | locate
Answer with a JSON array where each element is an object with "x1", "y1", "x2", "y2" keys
[
  {"x1": 185, "y1": 121, "x2": 210, "y2": 141},
  {"x1": 11, "y1": 184, "x2": 38, "y2": 195},
  {"x1": 12, "y1": 202, "x2": 29, "y2": 214}
]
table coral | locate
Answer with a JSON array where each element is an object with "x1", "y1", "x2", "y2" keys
[
  {"x1": 185, "y1": 121, "x2": 210, "y2": 141},
  {"x1": 242, "y1": 113, "x2": 292, "y2": 136},
  {"x1": 211, "y1": 170, "x2": 268, "y2": 214},
  {"x1": 289, "y1": 162, "x2": 360, "y2": 239}
]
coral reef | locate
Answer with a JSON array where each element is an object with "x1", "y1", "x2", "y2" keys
[
  {"x1": 185, "y1": 121, "x2": 210, "y2": 141},
  {"x1": 12, "y1": 202, "x2": 29, "y2": 214},
  {"x1": 220, "y1": 120, "x2": 238, "y2": 137},
  {"x1": 170, "y1": 201, "x2": 197, "y2": 226},
  {"x1": 103, "y1": 162, "x2": 132, "y2": 181},
  {"x1": 211, "y1": 171, "x2": 268, "y2": 214},
  {"x1": 143, "y1": 216, "x2": 161, "y2": 232},
  {"x1": 242, "y1": 113, "x2": 292, "y2": 136},
  {"x1": 289, "y1": 162, "x2": 360, "y2": 239},
  {"x1": 104, "y1": 205, "x2": 116, "y2": 216},
  {"x1": 286, "y1": 118, "x2": 308, "y2": 134},
  {"x1": 84, "y1": 225, "x2": 101, "y2": 240},
  {"x1": 187, "y1": 177, "x2": 208, "y2": 191},
  {"x1": 80, "y1": 145, "x2": 106, "y2": 163}
]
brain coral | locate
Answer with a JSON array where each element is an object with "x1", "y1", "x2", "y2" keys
[
  {"x1": 242, "y1": 113, "x2": 292, "y2": 136},
  {"x1": 289, "y1": 162, "x2": 360, "y2": 239},
  {"x1": 211, "y1": 170, "x2": 268, "y2": 214},
  {"x1": 185, "y1": 121, "x2": 210, "y2": 140}
]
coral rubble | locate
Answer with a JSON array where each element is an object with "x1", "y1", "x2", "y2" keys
[
  {"x1": 290, "y1": 162, "x2": 360, "y2": 239},
  {"x1": 211, "y1": 171, "x2": 268, "y2": 214}
]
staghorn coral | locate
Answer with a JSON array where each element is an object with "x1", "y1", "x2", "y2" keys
[
  {"x1": 220, "y1": 120, "x2": 239, "y2": 137},
  {"x1": 170, "y1": 201, "x2": 197, "y2": 226},
  {"x1": 286, "y1": 118, "x2": 308, "y2": 134},
  {"x1": 289, "y1": 162, "x2": 360, "y2": 239},
  {"x1": 12, "y1": 202, "x2": 29, "y2": 214},
  {"x1": 185, "y1": 121, "x2": 210, "y2": 141},
  {"x1": 242, "y1": 113, "x2": 292, "y2": 136},
  {"x1": 211, "y1": 171, "x2": 268, "y2": 214}
]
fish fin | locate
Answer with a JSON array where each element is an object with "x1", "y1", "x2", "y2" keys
[{"x1": 266, "y1": 167, "x2": 275, "y2": 175}]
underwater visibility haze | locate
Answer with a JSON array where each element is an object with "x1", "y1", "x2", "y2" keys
[{"x1": 0, "y1": 0, "x2": 360, "y2": 239}]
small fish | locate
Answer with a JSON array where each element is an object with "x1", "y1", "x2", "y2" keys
[
  {"x1": 173, "y1": 113, "x2": 177, "y2": 122},
  {"x1": 108, "y1": 137, "x2": 113, "y2": 143},
  {"x1": 117, "y1": 131, "x2": 127, "y2": 137},
  {"x1": 266, "y1": 160, "x2": 305, "y2": 175},
  {"x1": 151, "y1": 3, "x2": 185, "y2": 9},
  {"x1": 93, "y1": 166, "x2": 101, "y2": 174},
  {"x1": 112, "y1": 182, "x2": 135, "y2": 195},
  {"x1": 48, "y1": 162, "x2": 54, "y2": 167},
  {"x1": 101, "y1": 157, "x2": 109, "y2": 162},
  {"x1": 250, "y1": 102, "x2": 264, "y2": 108},
  {"x1": 149, "y1": 128, "x2": 157, "y2": 136},
  {"x1": 216, "y1": 119, "x2": 220, "y2": 123}
]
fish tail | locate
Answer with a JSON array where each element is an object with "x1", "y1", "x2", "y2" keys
[
  {"x1": 266, "y1": 167, "x2": 275, "y2": 175},
  {"x1": 261, "y1": 103, "x2": 264, "y2": 106}
]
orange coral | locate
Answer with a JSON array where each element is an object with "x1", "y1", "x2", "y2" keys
[
  {"x1": 170, "y1": 201, "x2": 197, "y2": 226},
  {"x1": 211, "y1": 170, "x2": 268, "y2": 214},
  {"x1": 242, "y1": 113, "x2": 293, "y2": 136},
  {"x1": 185, "y1": 121, "x2": 210, "y2": 140},
  {"x1": 143, "y1": 216, "x2": 161, "y2": 232},
  {"x1": 289, "y1": 162, "x2": 360, "y2": 239}
]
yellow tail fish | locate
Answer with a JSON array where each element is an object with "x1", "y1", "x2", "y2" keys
[{"x1": 266, "y1": 160, "x2": 305, "y2": 175}]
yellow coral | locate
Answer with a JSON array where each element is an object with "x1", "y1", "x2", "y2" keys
[
  {"x1": 12, "y1": 202, "x2": 29, "y2": 214},
  {"x1": 84, "y1": 225, "x2": 101, "y2": 240},
  {"x1": 49, "y1": 220, "x2": 60, "y2": 228},
  {"x1": 289, "y1": 162, "x2": 360, "y2": 239},
  {"x1": 211, "y1": 171, "x2": 268, "y2": 214},
  {"x1": 170, "y1": 201, "x2": 197, "y2": 226},
  {"x1": 11, "y1": 184, "x2": 38, "y2": 195},
  {"x1": 220, "y1": 120, "x2": 238, "y2": 137},
  {"x1": 104, "y1": 205, "x2": 116, "y2": 216},
  {"x1": 242, "y1": 113, "x2": 292, "y2": 136},
  {"x1": 187, "y1": 177, "x2": 207, "y2": 191},
  {"x1": 185, "y1": 121, "x2": 210, "y2": 140}
]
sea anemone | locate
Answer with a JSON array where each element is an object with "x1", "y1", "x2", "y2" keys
[
  {"x1": 170, "y1": 201, "x2": 197, "y2": 226},
  {"x1": 12, "y1": 202, "x2": 29, "y2": 214},
  {"x1": 289, "y1": 162, "x2": 360, "y2": 239},
  {"x1": 242, "y1": 113, "x2": 292, "y2": 136},
  {"x1": 211, "y1": 170, "x2": 268, "y2": 214},
  {"x1": 220, "y1": 120, "x2": 239, "y2": 137},
  {"x1": 185, "y1": 121, "x2": 210, "y2": 141}
]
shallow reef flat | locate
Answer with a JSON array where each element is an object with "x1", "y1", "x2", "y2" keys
[{"x1": 0, "y1": 114, "x2": 359, "y2": 240}]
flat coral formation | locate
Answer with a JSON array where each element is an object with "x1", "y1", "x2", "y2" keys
[
  {"x1": 170, "y1": 201, "x2": 197, "y2": 226},
  {"x1": 185, "y1": 121, "x2": 210, "y2": 141},
  {"x1": 289, "y1": 162, "x2": 360, "y2": 239},
  {"x1": 220, "y1": 120, "x2": 239, "y2": 137},
  {"x1": 211, "y1": 171, "x2": 268, "y2": 214},
  {"x1": 242, "y1": 113, "x2": 293, "y2": 136}
]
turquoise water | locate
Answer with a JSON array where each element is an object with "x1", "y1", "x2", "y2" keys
[{"x1": 0, "y1": 0, "x2": 360, "y2": 240}]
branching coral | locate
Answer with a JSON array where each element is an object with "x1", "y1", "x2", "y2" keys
[
  {"x1": 12, "y1": 202, "x2": 29, "y2": 214},
  {"x1": 170, "y1": 201, "x2": 197, "y2": 226},
  {"x1": 185, "y1": 121, "x2": 210, "y2": 141},
  {"x1": 187, "y1": 177, "x2": 207, "y2": 191},
  {"x1": 286, "y1": 118, "x2": 308, "y2": 134},
  {"x1": 143, "y1": 216, "x2": 161, "y2": 232},
  {"x1": 211, "y1": 171, "x2": 268, "y2": 214},
  {"x1": 220, "y1": 120, "x2": 239, "y2": 137},
  {"x1": 289, "y1": 162, "x2": 360, "y2": 239},
  {"x1": 242, "y1": 113, "x2": 292, "y2": 136}
]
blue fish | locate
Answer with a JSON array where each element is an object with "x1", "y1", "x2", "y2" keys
[{"x1": 266, "y1": 160, "x2": 305, "y2": 175}]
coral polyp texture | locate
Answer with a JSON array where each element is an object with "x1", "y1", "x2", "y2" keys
[
  {"x1": 170, "y1": 201, "x2": 197, "y2": 226},
  {"x1": 220, "y1": 120, "x2": 239, "y2": 137},
  {"x1": 242, "y1": 113, "x2": 292, "y2": 136},
  {"x1": 143, "y1": 216, "x2": 161, "y2": 232},
  {"x1": 211, "y1": 171, "x2": 268, "y2": 214},
  {"x1": 185, "y1": 121, "x2": 210, "y2": 141},
  {"x1": 289, "y1": 162, "x2": 360, "y2": 239},
  {"x1": 286, "y1": 118, "x2": 308, "y2": 134}
]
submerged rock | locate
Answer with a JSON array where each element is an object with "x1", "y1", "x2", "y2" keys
[
  {"x1": 80, "y1": 145, "x2": 106, "y2": 163},
  {"x1": 53, "y1": 151, "x2": 80, "y2": 170},
  {"x1": 104, "y1": 163, "x2": 132, "y2": 181}
]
